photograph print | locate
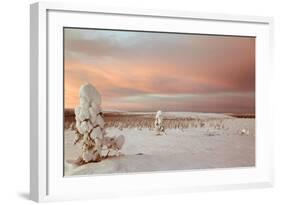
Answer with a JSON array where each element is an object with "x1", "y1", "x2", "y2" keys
[{"x1": 63, "y1": 28, "x2": 255, "y2": 176}]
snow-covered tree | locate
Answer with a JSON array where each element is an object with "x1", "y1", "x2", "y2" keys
[
  {"x1": 73, "y1": 83, "x2": 125, "y2": 164},
  {"x1": 154, "y1": 110, "x2": 165, "y2": 135}
]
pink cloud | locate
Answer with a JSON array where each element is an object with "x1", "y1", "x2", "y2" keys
[{"x1": 64, "y1": 29, "x2": 255, "y2": 113}]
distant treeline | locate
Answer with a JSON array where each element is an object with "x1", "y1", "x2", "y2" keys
[
  {"x1": 64, "y1": 108, "x2": 255, "y2": 119},
  {"x1": 64, "y1": 108, "x2": 254, "y2": 130}
]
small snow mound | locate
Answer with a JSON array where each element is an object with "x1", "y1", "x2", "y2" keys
[{"x1": 240, "y1": 129, "x2": 250, "y2": 135}]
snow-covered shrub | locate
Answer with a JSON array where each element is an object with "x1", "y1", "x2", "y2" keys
[
  {"x1": 102, "y1": 135, "x2": 125, "y2": 157},
  {"x1": 154, "y1": 110, "x2": 165, "y2": 135},
  {"x1": 240, "y1": 128, "x2": 249, "y2": 135},
  {"x1": 73, "y1": 83, "x2": 125, "y2": 164}
]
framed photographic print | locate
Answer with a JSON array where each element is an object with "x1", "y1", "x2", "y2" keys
[{"x1": 30, "y1": 2, "x2": 274, "y2": 202}]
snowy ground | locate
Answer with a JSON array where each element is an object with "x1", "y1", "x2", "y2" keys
[{"x1": 64, "y1": 113, "x2": 255, "y2": 176}]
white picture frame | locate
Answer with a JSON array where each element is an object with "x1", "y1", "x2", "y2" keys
[{"x1": 30, "y1": 2, "x2": 274, "y2": 202}]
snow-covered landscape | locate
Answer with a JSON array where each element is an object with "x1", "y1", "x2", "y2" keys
[
  {"x1": 64, "y1": 111, "x2": 255, "y2": 176},
  {"x1": 63, "y1": 29, "x2": 256, "y2": 177}
]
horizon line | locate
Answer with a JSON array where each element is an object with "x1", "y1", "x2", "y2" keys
[{"x1": 64, "y1": 107, "x2": 255, "y2": 115}]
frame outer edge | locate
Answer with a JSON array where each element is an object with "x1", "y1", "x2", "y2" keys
[
  {"x1": 30, "y1": 2, "x2": 274, "y2": 202},
  {"x1": 30, "y1": 2, "x2": 39, "y2": 202},
  {"x1": 268, "y1": 17, "x2": 275, "y2": 188},
  {"x1": 39, "y1": 1, "x2": 272, "y2": 24},
  {"x1": 30, "y1": 2, "x2": 48, "y2": 202}
]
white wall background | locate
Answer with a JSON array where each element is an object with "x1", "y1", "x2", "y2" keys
[{"x1": 0, "y1": 0, "x2": 280, "y2": 204}]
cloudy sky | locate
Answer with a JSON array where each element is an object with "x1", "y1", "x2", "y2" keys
[{"x1": 64, "y1": 28, "x2": 255, "y2": 113}]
